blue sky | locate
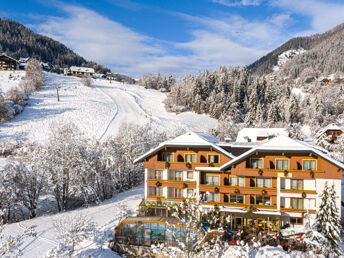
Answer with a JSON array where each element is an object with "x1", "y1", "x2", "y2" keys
[{"x1": 3, "y1": 0, "x2": 344, "y2": 76}]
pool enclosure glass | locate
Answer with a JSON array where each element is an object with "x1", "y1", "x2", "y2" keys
[{"x1": 115, "y1": 220, "x2": 203, "y2": 247}]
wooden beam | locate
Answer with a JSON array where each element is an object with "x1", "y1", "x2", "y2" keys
[{"x1": 309, "y1": 153, "x2": 313, "y2": 157}]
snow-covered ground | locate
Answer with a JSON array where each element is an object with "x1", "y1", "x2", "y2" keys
[
  {"x1": 2, "y1": 185, "x2": 144, "y2": 257},
  {"x1": 0, "y1": 72, "x2": 217, "y2": 143},
  {"x1": 0, "y1": 70, "x2": 25, "y2": 93}
]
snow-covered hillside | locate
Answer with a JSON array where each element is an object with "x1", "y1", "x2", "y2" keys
[
  {"x1": 2, "y1": 185, "x2": 144, "y2": 257},
  {"x1": 273, "y1": 48, "x2": 306, "y2": 72},
  {"x1": 0, "y1": 72, "x2": 217, "y2": 142}
]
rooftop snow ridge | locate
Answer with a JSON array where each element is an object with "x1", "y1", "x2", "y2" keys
[{"x1": 236, "y1": 128, "x2": 288, "y2": 142}]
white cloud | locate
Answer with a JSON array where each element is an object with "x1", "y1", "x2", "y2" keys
[
  {"x1": 211, "y1": 0, "x2": 261, "y2": 7},
  {"x1": 34, "y1": 3, "x2": 296, "y2": 77},
  {"x1": 36, "y1": 5, "x2": 163, "y2": 68},
  {"x1": 271, "y1": 0, "x2": 344, "y2": 34}
]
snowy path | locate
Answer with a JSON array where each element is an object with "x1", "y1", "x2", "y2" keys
[
  {"x1": 93, "y1": 79, "x2": 218, "y2": 140},
  {"x1": 2, "y1": 185, "x2": 144, "y2": 257},
  {"x1": 0, "y1": 73, "x2": 217, "y2": 143}
]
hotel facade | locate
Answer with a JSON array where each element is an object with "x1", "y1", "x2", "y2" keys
[{"x1": 134, "y1": 131, "x2": 344, "y2": 232}]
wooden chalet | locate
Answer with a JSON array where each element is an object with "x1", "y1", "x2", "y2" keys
[
  {"x1": 0, "y1": 53, "x2": 18, "y2": 70},
  {"x1": 316, "y1": 123, "x2": 343, "y2": 143}
]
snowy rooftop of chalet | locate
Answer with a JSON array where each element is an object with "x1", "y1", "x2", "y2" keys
[
  {"x1": 236, "y1": 128, "x2": 288, "y2": 142},
  {"x1": 70, "y1": 66, "x2": 95, "y2": 73},
  {"x1": 167, "y1": 131, "x2": 220, "y2": 145},
  {"x1": 315, "y1": 123, "x2": 343, "y2": 138},
  {"x1": 134, "y1": 131, "x2": 234, "y2": 163}
]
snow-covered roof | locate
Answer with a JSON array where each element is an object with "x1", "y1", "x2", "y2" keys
[
  {"x1": 133, "y1": 131, "x2": 234, "y2": 163},
  {"x1": 0, "y1": 53, "x2": 18, "y2": 62},
  {"x1": 220, "y1": 135, "x2": 344, "y2": 171},
  {"x1": 315, "y1": 123, "x2": 343, "y2": 138},
  {"x1": 19, "y1": 57, "x2": 30, "y2": 63},
  {"x1": 70, "y1": 66, "x2": 95, "y2": 73},
  {"x1": 236, "y1": 128, "x2": 288, "y2": 142}
]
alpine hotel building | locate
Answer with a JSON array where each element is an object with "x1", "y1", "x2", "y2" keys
[{"x1": 134, "y1": 130, "x2": 344, "y2": 232}]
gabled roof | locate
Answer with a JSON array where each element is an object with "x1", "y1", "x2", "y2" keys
[
  {"x1": 220, "y1": 135, "x2": 344, "y2": 171},
  {"x1": 315, "y1": 123, "x2": 343, "y2": 138},
  {"x1": 19, "y1": 57, "x2": 30, "y2": 63},
  {"x1": 133, "y1": 131, "x2": 234, "y2": 163},
  {"x1": 236, "y1": 128, "x2": 288, "y2": 142},
  {"x1": 70, "y1": 66, "x2": 95, "y2": 73},
  {"x1": 0, "y1": 53, "x2": 18, "y2": 62}
]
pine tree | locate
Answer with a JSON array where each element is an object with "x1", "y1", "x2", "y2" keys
[{"x1": 315, "y1": 182, "x2": 342, "y2": 254}]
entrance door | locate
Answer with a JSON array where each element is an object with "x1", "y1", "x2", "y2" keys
[
  {"x1": 234, "y1": 217, "x2": 243, "y2": 230},
  {"x1": 256, "y1": 218, "x2": 266, "y2": 232}
]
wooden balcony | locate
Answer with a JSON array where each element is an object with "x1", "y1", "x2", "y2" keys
[
  {"x1": 280, "y1": 189, "x2": 317, "y2": 194},
  {"x1": 201, "y1": 201, "x2": 278, "y2": 210},
  {"x1": 244, "y1": 168, "x2": 323, "y2": 178},
  {"x1": 199, "y1": 184, "x2": 277, "y2": 195},
  {"x1": 146, "y1": 179, "x2": 196, "y2": 188},
  {"x1": 281, "y1": 208, "x2": 316, "y2": 214}
]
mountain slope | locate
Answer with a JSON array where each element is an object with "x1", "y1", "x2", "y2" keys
[
  {"x1": 248, "y1": 23, "x2": 344, "y2": 76},
  {"x1": 0, "y1": 17, "x2": 110, "y2": 73},
  {"x1": 0, "y1": 72, "x2": 217, "y2": 143}
]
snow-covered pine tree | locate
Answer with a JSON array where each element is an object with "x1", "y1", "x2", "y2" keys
[{"x1": 315, "y1": 182, "x2": 342, "y2": 254}]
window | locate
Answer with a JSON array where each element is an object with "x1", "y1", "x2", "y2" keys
[
  {"x1": 163, "y1": 152, "x2": 173, "y2": 162},
  {"x1": 175, "y1": 188, "x2": 183, "y2": 198},
  {"x1": 154, "y1": 187, "x2": 163, "y2": 196},
  {"x1": 230, "y1": 194, "x2": 244, "y2": 203},
  {"x1": 256, "y1": 178, "x2": 271, "y2": 188},
  {"x1": 303, "y1": 160, "x2": 316, "y2": 171},
  {"x1": 153, "y1": 170, "x2": 163, "y2": 179},
  {"x1": 255, "y1": 195, "x2": 271, "y2": 205},
  {"x1": 208, "y1": 154, "x2": 219, "y2": 163},
  {"x1": 175, "y1": 171, "x2": 183, "y2": 181},
  {"x1": 187, "y1": 189, "x2": 194, "y2": 198},
  {"x1": 185, "y1": 154, "x2": 196, "y2": 163},
  {"x1": 230, "y1": 176, "x2": 244, "y2": 187},
  {"x1": 187, "y1": 171, "x2": 193, "y2": 179},
  {"x1": 291, "y1": 198, "x2": 303, "y2": 209},
  {"x1": 205, "y1": 175, "x2": 219, "y2": 185},
  {"x1": 250, "y1": 159, "x2": 263, "y2": 169},
  {"x1": 291, "y1": 179, "x2": 303, "y2": 190},
  {"x1": 290, "y1": 217, "x2": 303, "y2": 225},
  {"x1": 206, "y1": 192, "x2": 219, "y2": 202},
  {"x1": 276, "y1": 159, "x2": 288, "y2": 170}
]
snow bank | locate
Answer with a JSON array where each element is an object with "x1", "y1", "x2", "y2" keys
[{"x1": 0, "y1": 71, "x2": 25, "y2": 93}]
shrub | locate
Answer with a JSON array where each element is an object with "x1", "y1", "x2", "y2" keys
[
  {"x1": 25, "y1": 60, "x2": 45, "y2": 90},
  {"x1": 19, "y1": 79, "x2": 35, "y2": 94},
  {"x1": 82, "y1": 77, "x2": 92, "y2": 87},
  {"x1": 0, "y1": 94, "x2": 11, "y2": 122},
  {"x1": 5, "y1": 87, "x2": 25, "y2": 106}
]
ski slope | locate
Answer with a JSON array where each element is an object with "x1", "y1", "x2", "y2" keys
[{"x1": 0, "y1": 72, "x2": 217, "y2": 143}]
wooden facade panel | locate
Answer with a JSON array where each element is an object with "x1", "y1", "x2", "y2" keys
[
  {"x1": 229, "y1": 152, "x2": 341, "y2": 180},
  {"x1": 144, "y1": 147, "x2": 231, "y2": 170}
]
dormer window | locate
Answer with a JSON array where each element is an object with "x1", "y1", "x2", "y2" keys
[
  {"x1": 250, "y1": 158, "x2": 263, "y2": 169},
  {"x1": 162, "y1": 152, "x2": 173, "y2": 162},
  {"x1": 208, "y1": 154, "x2": 219, "y2": 163},
  {"x1": 185, "y1": 154, "x2": 196, "y2": 163},
  {"x1": 276, "y1": 159, "x2": 288, "y2": 170},
  {"x1": 303, "y1": 160, "x2": 316, "y2": 171}
]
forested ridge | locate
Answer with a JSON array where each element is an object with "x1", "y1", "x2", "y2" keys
[
  {"x1": 0, "y1": 17, "x2": 110, "y2": 74},
  {"x1": 248, "y1": 23, "x2": 344, "y2": 76}
]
